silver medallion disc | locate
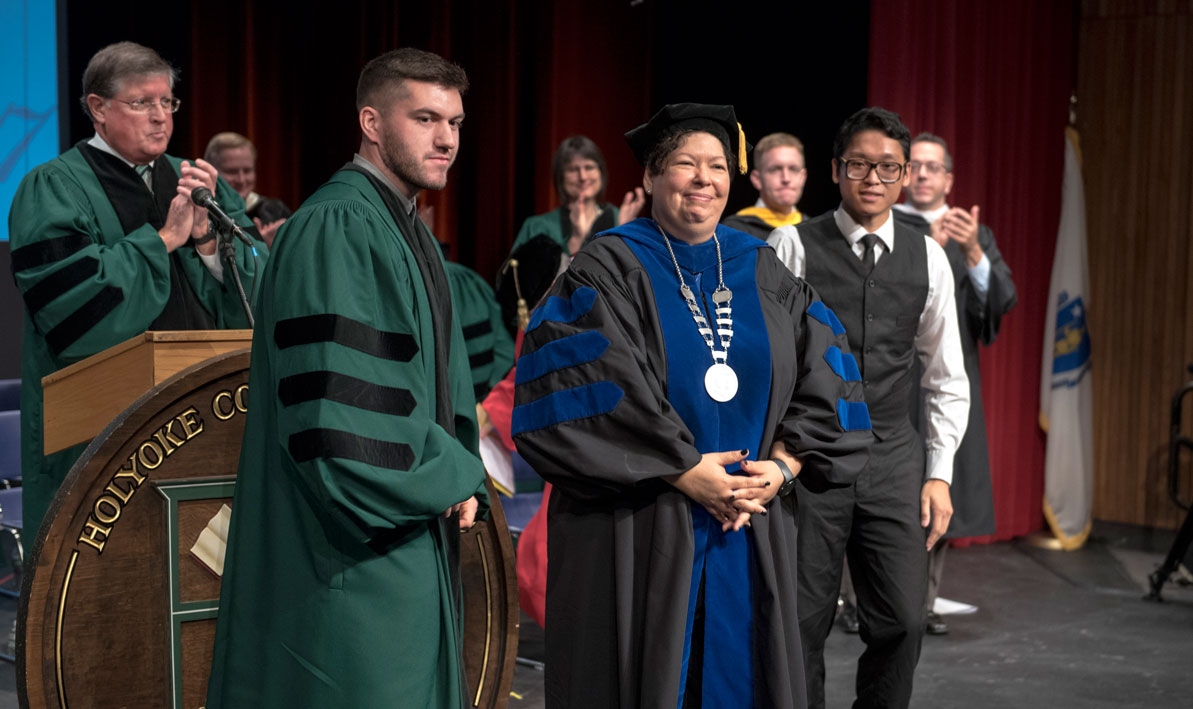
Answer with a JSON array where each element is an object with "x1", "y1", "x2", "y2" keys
[{"x1": 704, "y1": 363, "x2": 739, "y2": 402}]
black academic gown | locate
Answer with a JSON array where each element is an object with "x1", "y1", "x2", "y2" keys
[
  {"x1": 894, "y1": 210, "x2": 1017, "y2": 537},
  {"x1": 513, "y1": 220, "x2": 871, "y2": 708}
]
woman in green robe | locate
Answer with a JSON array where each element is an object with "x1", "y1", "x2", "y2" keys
[{"x1": 498, "y1": 137, "x2": 646, "y2": 334}]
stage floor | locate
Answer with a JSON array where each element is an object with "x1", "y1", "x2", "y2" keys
[
  {"x1": 506, "y1": 521, "x2": 1193, "y2": 708},
  {"x1": 0, "y1": 521, "x2": 1188, "y2": 707}
]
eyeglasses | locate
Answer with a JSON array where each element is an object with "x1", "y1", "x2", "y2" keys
[
  {"x1": 909, "y1": 160, "x2": 948, "y2": 175},
  {"x1": 839, "y1": 158, "x2": 905, "y2": 183},
  {"x1": 115, "y1": 97, "x2": 182, "y2": 113}
]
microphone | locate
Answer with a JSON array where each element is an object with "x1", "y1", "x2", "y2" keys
[{"x1": 190, "y1": 187, "x2": 255, "y2": 247}]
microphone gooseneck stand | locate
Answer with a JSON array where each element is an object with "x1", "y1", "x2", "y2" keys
[
  {"x1": 216, "y1": 226, "x2": 255, "y2": 329},
  {"x1": 192, "y1": 186, "x2": 256, "y2": 327}
]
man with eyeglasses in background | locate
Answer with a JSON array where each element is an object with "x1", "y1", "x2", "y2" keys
[
  {"x1": 8, "y1": 41, "x2": 263, "y2": 537},
  {"x1": 893, "y1": 132, "x2": 1017, "y2": 637},
  {"x1": 769, "y1": 107, "x2": 969, "y2": 708}
]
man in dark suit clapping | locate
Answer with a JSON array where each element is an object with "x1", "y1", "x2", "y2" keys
[{"x1": 893, "y1": 132, "x2": 1018, "y2": 635}]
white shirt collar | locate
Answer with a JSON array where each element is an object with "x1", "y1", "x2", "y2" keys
[
  {"x1": 88, "y1": 133, "x2": 155, "y2": 169},
  {"x1": 893, "y1": 201, "x2": 948, "y2": 224},
  {"x1": 833, "y1": 204, "x2": 896, "y2": 252}
]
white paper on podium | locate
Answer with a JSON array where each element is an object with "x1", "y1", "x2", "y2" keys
[{"x1": 479, "y1": 433, "x2": 514, "y2": 497}]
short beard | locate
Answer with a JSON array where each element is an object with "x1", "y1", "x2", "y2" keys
[{"x1": 380, "y1": 124, "x2": 451, "y2": 192}]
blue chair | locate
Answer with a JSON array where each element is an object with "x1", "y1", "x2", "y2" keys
[
  {"x1": 504, "y1": 452, "x2": 545, "y2": 538},
  {"x1": 0, "y1": 410, "x2": 19, "y2": 486},
  {"x1": 0, "y1": 486, "x2": 22, "y2": 601},
  {"x1": 0, "y1": 380, "x2": 19, "y2": 413},
  {"x1": 501, "y1": 492, "x2": 543, "y2": 536}
]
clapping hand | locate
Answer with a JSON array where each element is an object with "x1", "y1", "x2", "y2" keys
[
  {"x1": 617, "y1": 187, "x2": 646, "y2": 225},
  {"x1": 253, "y1": 216, "x2": 286, "y2": 249},
  {"x1": 179, "y1": 159, "x2": 220, "y2": 254},
  {"x1": 940, "y1": 205, "x2": 983, "y2": 266}
]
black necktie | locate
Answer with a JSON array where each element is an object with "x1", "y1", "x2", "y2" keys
[{"x1": 860, "y1": 233, "x2": 879, "y2": 274}]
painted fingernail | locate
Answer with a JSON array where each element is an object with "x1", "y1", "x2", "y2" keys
[
  {"x1": 760, "y1": 509, "x2": 768, "y2": 515},
  {"x1": 740, "y1": 449, "x2": 749, "y2": 455},
  {"x1": 765, "y1": 481, "x2": 771, "y2": 487}
]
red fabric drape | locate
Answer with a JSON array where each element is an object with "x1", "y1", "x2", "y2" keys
[
  {"x1": 868, "y1": 1, "x2": 1075, "y2": 543},
  {"x1": 180, "y1": 0, "x2": 652, "y2": 284}
]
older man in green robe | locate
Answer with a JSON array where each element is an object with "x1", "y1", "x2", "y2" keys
[
  {"x1": 206, "y1": 48, "x2": 487, "y2": 707},
  {"x1": 7, "y1": 42, "x2": 263, "y2": 537}
]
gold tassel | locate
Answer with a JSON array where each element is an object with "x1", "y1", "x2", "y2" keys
[
  {"x1": 504, "y1": 258, "x2": 531, "y2": 331},
  {"x1": 737, "y1": 122, "x2": 748, "y2": 174}
]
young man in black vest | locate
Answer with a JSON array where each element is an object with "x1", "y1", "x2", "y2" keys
[{"x1": 768, "y1": 107, "x2": 970, "y2": 708}]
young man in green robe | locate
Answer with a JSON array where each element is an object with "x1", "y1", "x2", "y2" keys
[
  {"x1": 206, "y1": 48, "x2": 488, "y2": 708},
  {"x1": 7, "y1": 42, "x2": 263, "y2": 537}
]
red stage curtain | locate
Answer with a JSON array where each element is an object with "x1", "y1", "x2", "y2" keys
[
  {"x1": 868, "y1": 0, "x2": 1075, "y2": 543},
  {"x1": 181, "y1": 0, "x2": 652, "y2": 284}
]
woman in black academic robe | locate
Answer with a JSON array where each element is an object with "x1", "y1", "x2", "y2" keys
[{"x1": 513, "y1": 104, "x2": 872, "y2": 708}]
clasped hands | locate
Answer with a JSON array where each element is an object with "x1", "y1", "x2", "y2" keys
[
  {"x1": 666, "y1": 443, "x2": 797, "y2": 532},
  {"x1": 159, "y1": 158, "x2": 221, "y2": 254}
]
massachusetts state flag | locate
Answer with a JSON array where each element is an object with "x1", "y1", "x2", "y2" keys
[{"x1": 1039, "y1": 126, "x2": 1094, "y2": 550}]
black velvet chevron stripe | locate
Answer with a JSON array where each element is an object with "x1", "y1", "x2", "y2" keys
[
  {"x1": 288, "y1": 427, "x2": 414, "y2": 471},
  {"x1": 776, "y1": 272, "x2": 796, "y2": 305},
  {"x1": 474, "y1": 381, "x2": 490, "y2": 401},
  {"x1": 462, "y1": 319, "x2": 492, "y2": 340},
  {"x1": 45, "y1": 286, "x2": 124, "y2": 356},
  {"x1": 469, "y1": 349, "x2": 495, "y2": 368},
  {"x1": 274, "y1": 314, "x2": 418, "y2": 362},
  {"x1": 11, "y1": 234, "x2": 92, "y2": 273},
  {"x1": 278, "y1": 370, "x2": 416, "y2": 416},
  {"x1": 22, "y1": 257, "x2": 100, "y2": 315}
]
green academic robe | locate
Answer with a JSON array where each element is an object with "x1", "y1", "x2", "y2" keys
[
  {"x1": 444, "y1": 260, "x2": 515, "y2": 401},
  {"x1": 509, "y1": 203, "x2": 620, "y2": 254},
  {"x1": 206, "y1": 168, "x2": 488, "y2": 708},
  {"x1": 7, "y1": 145, "x2": 263, "y2": 536}
]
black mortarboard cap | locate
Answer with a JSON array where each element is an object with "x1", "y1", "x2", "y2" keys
[{"x1": 624, "y1": 103, "x2": 751, "y2": 174}]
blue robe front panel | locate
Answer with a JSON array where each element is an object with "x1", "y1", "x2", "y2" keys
[{"x1": 608, "y1": 218, "x2": 772, "y2": 707}]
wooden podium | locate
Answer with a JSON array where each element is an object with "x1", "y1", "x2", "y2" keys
[
  {"x1": 19, "y1": 331, "x2": 518, "y2": 708},
  {"x1": 40, "y1": 331, "x2": 254, "y2": 456}
]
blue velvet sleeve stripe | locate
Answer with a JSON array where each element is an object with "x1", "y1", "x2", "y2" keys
[
  {"x1": 526, "y1": 286, "x2": 598, "y2": 333},
  {"x1": 515, "y1": 330, "x2": 610, "y2": 385},
  {"x1": 511, "y1": 380, "x2": 624, "y2": 435},
  {"x1": 837, "y1": 398, "x2": 872, "y2": 431},
  {"x1": 807, "y1": 301, "x2": 846, "y2": 336},
  {"x1": 823, "y1": 346, "x2": 861, "y2": 382}
]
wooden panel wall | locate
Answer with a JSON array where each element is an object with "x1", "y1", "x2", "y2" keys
[{"x1": 1080, "y1": 0, "x2": 1193, "y2": 529}]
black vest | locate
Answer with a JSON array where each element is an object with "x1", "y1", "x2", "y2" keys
[{"x1": 800, "y1": 212, "x2": 929, "y2": 439}]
